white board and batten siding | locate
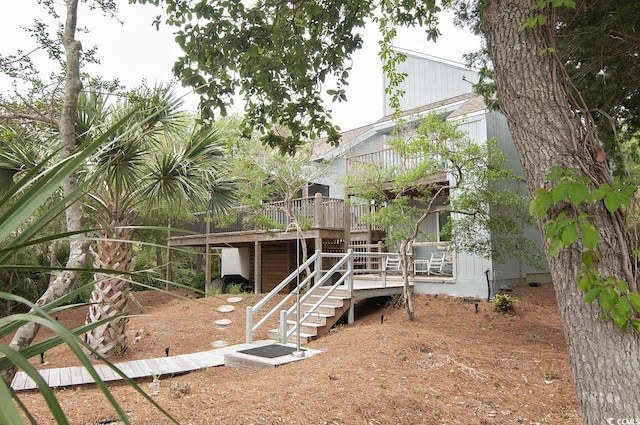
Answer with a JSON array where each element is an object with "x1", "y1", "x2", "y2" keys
[
  {"x1": 383, "y1": 51, "x2": 480, "y2": 116},
  {"x1": 486, "y1": 110, "x2": 551, "y2": 286}
]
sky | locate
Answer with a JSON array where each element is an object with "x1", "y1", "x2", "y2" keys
[{"x1": 1, "y1": 1, "x2": 481, "y2": 131}]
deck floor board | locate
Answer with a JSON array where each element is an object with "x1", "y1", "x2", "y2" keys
[{"x1": 10, "y1": 340, "x2": 311, "y2": 392}]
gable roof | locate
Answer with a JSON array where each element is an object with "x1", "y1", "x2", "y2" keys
[{"x1": 312, "y1": 92, "x2": 487, "y2": 160}]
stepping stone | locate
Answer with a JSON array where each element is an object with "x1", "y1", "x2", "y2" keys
[
  {"x1": 226, "y1": 296, "x2": 243, "y2": 303},
  {"x1": 212, "y1": 340, "x2": 228, "y2": 348},
  {"x1": 214, "y1": 318, "x2": 231, "y2": 326},
  {"x1": 217, "y1": 305, "x2": 235, "y2": 313}
]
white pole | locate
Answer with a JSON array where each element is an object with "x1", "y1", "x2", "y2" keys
[{"x1": 292, "y1": 225, "x2": 305, "y2": 357}]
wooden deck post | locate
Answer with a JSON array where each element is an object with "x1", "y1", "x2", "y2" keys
[
  {"x1": 313, "y1": 192, "x2": 322, "y2": 227},
  {"x1": 343, "y1": 196, "x2": 351, "y2": 252},
  {"x1": 254, "y1": 241, "x2": 262, "y2": 294}
]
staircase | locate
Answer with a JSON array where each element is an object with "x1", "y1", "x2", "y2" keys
[
  {"x1": 245, "y1": 250, "x2": 356, "y2": 345},
  {"x1": 267, "y1": 287, "x2": 352, "y2": 344}
]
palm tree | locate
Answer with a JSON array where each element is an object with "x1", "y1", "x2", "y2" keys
[
  {"x1": 80, "y1": 86, "x2": 235, "y2": 357},
  {"x1": 0, "y1": 116, "x2": 182, "y2": 424}
]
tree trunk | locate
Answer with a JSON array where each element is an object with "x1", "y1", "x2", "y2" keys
[
  {"x1": 398, "y1": 242, "x2": 414, "y2": 320},
  {"x1": 2, "y1": 0, "x2": 89, "y2": 385},
  {"x1": 484, "y1": 0, "x2": 640, "y2": 421},
  {"x1": 84, "y1": 203, "x2": 136, "y2": 357}
]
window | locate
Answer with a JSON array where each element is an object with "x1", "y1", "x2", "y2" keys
[
  {"x1": 438, "y1": 211, "x2": 451, "y2": 242},
  {"x1": 308, "y1": 183, "x2": 329, "y2": 197}
]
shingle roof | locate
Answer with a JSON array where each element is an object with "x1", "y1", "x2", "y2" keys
[
  {"x1": 310, "y1": 123, "x2": 373, "y2": 159},
  {"x1": 313, "y1": 93, "x2": 487, "y2": 159}
]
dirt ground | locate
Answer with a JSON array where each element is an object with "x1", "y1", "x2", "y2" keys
[{"x1": 5, "y1": 283, "x2": 581, "y2": 424}]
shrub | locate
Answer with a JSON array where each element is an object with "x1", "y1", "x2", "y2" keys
[
  {"x1": 493, "y1": 293, "x2": 519, "y2": 312},
  {"x1": 225, "y1": 282, "x2": 245, "y2": 294}
]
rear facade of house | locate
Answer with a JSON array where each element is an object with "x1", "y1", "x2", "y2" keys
[{"x1": 169, "y1": 51, "x2": 550, "y2": 299}]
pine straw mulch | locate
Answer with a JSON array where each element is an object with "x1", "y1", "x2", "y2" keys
[{"x1": 6, "y1": 283, "x2": 581, "y2": 424}]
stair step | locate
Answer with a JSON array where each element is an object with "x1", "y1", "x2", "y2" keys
[
  {"x1": 267, "y1": 329, "x2": 315, "y2": 344},
  {"x1": 315, "y1": 287, "x2": 352, "y2": 298},
  {"x1": 285, "y1": 320, "x2": 322, "y2": 335},
  {"x1": 301, "y1": 311, "x2": 331, "y2": 326},
  {"x1": 301, "y1": 303, "x2": 341, "y2": 316},
  {"x1": 306, "y1": 294, "x2": 346, "y2": 306}
]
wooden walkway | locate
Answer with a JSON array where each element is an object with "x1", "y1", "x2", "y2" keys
[{"x1": 11, "y1": 340, "x2": 313, "y2": 392}]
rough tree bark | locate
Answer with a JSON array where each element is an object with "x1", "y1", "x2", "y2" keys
[
  {"x1": 483, "y1": 0, "x2": 640, "y2": 421},
  {"x1": 2, "y1": 0, "x2": 90, "y2": 385},
  {"x1": 84, "y1": 198, "x2": 136, "y2": 357}
]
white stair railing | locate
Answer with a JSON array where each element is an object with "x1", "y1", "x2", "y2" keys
[
  {"x1": 279, "y1": 251, "x2": 353, "y2": 342},
  {"x1": 245, "y1": 250, "x2": 355, "y2": 343},
  {"x1": 245, "y1": 251, "x2": 320, "y2": 343}
]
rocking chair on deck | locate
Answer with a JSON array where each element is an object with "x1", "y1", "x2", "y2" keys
[{"x1": 426, "y1": 251, "x2": 453, "y2": 275}]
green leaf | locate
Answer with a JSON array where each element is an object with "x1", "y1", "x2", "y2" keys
[
  {"x1": 629, "y1": 292, "x2": 640, "y2": 313},
  {"x1": 519, "y1": 16, "x2": 538, "y2": 31},
  {"x1": 584, "y1": 286, "x2": 601, "y2": 303},
  {"x1": 538, "y1": 46, "x2": 556, "y2": 55},
  {"x1": 599, "y1": 287, "x2": 618, "y2": 311},
  {"x1": 536, "y1": 14, "x2": 547, "y2": 26},
  {"x1": 548, "y1": 237, "x2": 563, "y2": 255},
  {"x1": 616, "y1": 296, "x2": 632, "y2": 316},
  {"x1": 551, "y1": 182, "x2": 570, "y2": 204},
  {"x1": 581, "y1": 250, "x2": 595, "y2": 267},
  {"x1": 545, "y1": 221, "x2": 559, "y2": 239},
  {"x1": 531, "y1": 189, "x2": 551, "y2": 217},
  {"x1": 616, "y1": 280, "x2": 629, "y2": 294},
  {"x1": 560, "y1": 224, "x2": 578, "y2": 246},
  {"x1": 612, "y1": 297, "x2": 631, "y2": 331},
  {"x1": 0, "y1": 372, "x2": 28, "y2": 424},
  {"x1": 580, "y1": 221, "x2": 599, "y2": 249},
  {"x1": 604, "y1": 193, "x2": 622, "y2": 212},
  {"x1": 591, "y1": 186, "x2": 607, "y2": 200},
  {"x1": 568, "y1": 182, "x2": 589, "y2": 207},
  {"x1": 612, "y1": 308, "x2": 629, "y2": 332},
  {"x1": 578, "y1": 272, "x2": 588, "y2": 292}
]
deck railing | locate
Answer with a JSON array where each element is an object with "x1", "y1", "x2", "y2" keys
[
  {"x1": 349, "y1": 202, "x2": 384, "y2": 232},
  {"x1": 346, "y1": 147, "x2": 448, "y2": 177},
  {"x1": 181, "y1": 194, "x2": 346, "y2": 235},
  {"x1": 264, "y1": 194, "x2": 345, "y2": 229}
]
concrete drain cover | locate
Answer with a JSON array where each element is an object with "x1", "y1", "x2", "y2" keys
[{"x1": 217, "y1": 305, "x2": 235, "y2": 313}]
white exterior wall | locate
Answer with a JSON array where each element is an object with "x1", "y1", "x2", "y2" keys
[
  {"x1": 316, "y1": 155, "x2": 346, "y2": 199},
  {"x1": 446, "y1": 113, "x2": 496, "y2": 295},
  {"x1": 383, "y1": 52, "x2": 479, "y2": 115},
  {"x1": 486, "y1": 111, "x2": 550, "y2": 288}
]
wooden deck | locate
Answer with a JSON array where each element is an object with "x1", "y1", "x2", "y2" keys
[
  {"x1": 348, "y1": 273, "x2": 453, "y2": 298},
  {"x1": 11, "y1": 340, "x2": 321, "y2": 392}
]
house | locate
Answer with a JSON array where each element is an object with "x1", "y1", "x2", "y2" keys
[{"x1": 168, "y1": 50, "x2": 550, "y2": 301}]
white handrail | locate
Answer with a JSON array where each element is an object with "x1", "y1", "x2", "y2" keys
[
  {"x1": 282, "y1": 253, "x2": 353, "y2": 341},
  {"x1": 246, "y1": 251, "x2": 320, "y2": 343},
  {"x1": 246, "y1": 249, "x2": 407, "y2": 343}
]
